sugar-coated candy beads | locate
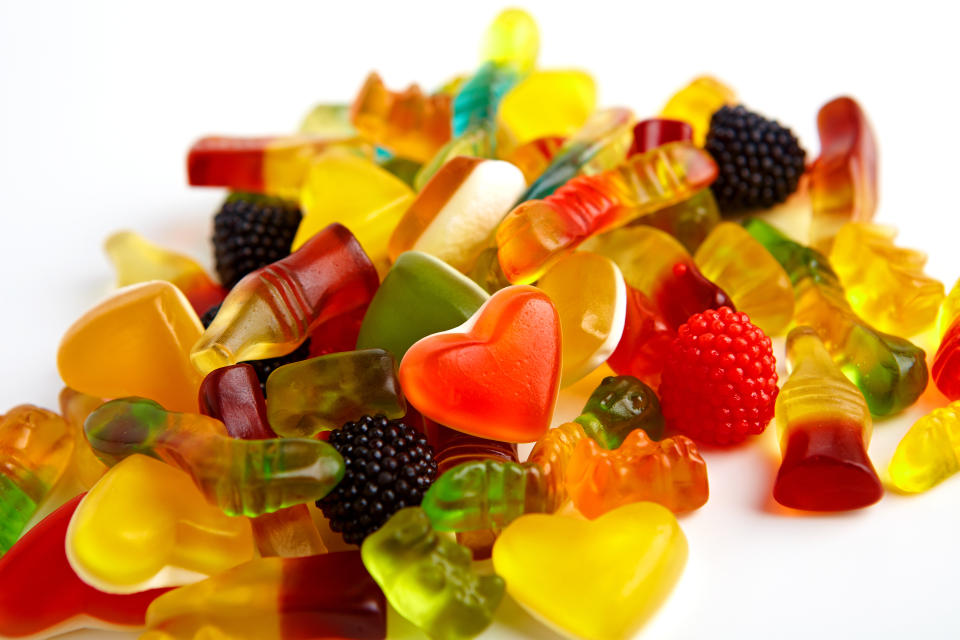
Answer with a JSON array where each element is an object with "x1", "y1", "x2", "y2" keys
[
  {"x1": 492, "y1": 502, "x2": 687, "y2": 640},
  {"x1": 362, "y1": 507, "x2": 505, "y2": 640},
  {"x1": 66, "y1": 455, "x2": 255, "y2": 594}
]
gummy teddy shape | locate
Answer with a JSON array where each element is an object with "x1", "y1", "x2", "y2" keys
[
  {"x1": 66, "y1": 454, "x2": 255, "y2": 594},
  {"x1": 575, "y1": 374, "x2": 664, "y2": 448},
  {"x1": 492, "y1": 502, "x2": 688, "y2": 640},
  {"x1": 361, "y1": 507, "x2": 505, "y2": 640},
  {"x1": 399, "y1": 285, "x2": 561, "y2": 443}
]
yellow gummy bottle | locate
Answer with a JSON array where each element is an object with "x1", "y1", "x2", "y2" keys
[
  {"x1": 295, "y1": 151, "x2": 414, "y2": 270},
  {"x1": 694, "y1": 222, "x2": 794, "y2": 335},
  {"x1": 57, "y1": 281, "x2": 204, "y2": 413},
  {"x1": 660, "y1": 76, "x2": 737, "y2": 146},
  {"x1": 537, "y1": 252, "x2": 626, "y2": 387},
  {"x1": 492, "y1": 502, "x2": 687, "y2": 640},
  {"x1": 498, "y1": 70, "x2": 597, "y2": 146},
  {"x1": 889, "y1": 401, "x2": 960, "y2": 493},
  {"x1": 66, "y1": 454, "x2": 255, "y2": 594}
]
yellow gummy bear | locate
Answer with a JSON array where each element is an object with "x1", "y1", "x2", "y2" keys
[
  {"x1": 498, "y1": 70, "x2": 596, "y2": 146},
  {"x1": 660, "y1": 76, "x2": 737, "y2": 146},
  {"x1": 537, "y1": 252, "x2": 626, "y2": 387},
  {"x1": 492, "y1": 502, "x2": 687, "y2": 640},
  {"x1": 295, "y1": 151, "x2": 414, "y2": 270},
  {"x1": 66, "y1": 454, "x2": 255, "y2": 594},
  {"x1": 57, "y1": 281, "x2": 204, "y2": 413}
]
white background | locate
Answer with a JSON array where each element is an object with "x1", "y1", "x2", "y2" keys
[{"x1": 2, "y1": 1, "x2": 960, "y2": 638}]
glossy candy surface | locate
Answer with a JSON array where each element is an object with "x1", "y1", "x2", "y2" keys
[
  {"x1": 498, "y1": 141, "x2": 718, "y2": 283},
  {"x1": 0, "y1": 494, "x2": 169, "y2": 638},
  {"x1": 635, "y1": 188, "x2": 720, "y2": 253},
  {"x1": 266, "y1": 349, "x2": 405, "y2": 437},
  {"x1": 498, "y1": 70, "x2": 595, "y2": 145},
  {"x1": 58, "y1": 281, "x2": 203, "y2": 413},
  {"x1": 105, "y1": 231, "x2": 226, "y2": 315},
  {"x1": 143, "y1": 552, "x2": 386, "y2": 640},
  {"x1": 537, "y1": 252, "x2": 626, "y2": 386},
  {"x1": 694, "y1": 221, "x2": 795, "y2": 335},
  {"x1": 830, "y1": 222, "x2": 943, "y2": 337},
  {"x1": 809, "y1": 97, "x2": 878, "y2": 251},
  {"x1": 889, "y1": 401, "x2": 960, "y2": 493},
  {"x1": 191, "y1": 223, "x2": 379, "y2": 375},
  {"x1": 199, "y1": 365, "x2": 326, "y2": 558},
  {"x1": 773, "y1": 327, "x2": 881, "y2": 510},
  {"x1": 479, "y1": 7, "x2": 539, "y2": 74},
  {"x1": 628, "y1": 118, "x2": 693, "y2": 156},
  {"x1": 390, "y1": 157, "x2": 526, "y2": 272},
  {"x1": 356, "y1": 251, "x2": 489, "y2": 361},
  {"x1": 66, "y1": 455, "x2": 255, "y2": 594},
  {"x1": 567, "y1": 430, "x2": 708, "y2": 517},
  {"x1": 938, "y1": 278, "x2": 960, "y2": 338},
  {"x1": 187, "y1": 135, "x2": 365, "y2": 199},
  {"x1": 933, "y1": 320, "x2": 960, "y2": 401},
  {"x1": 58, "y1": 388, "x2": 109, "y2": 491},
  {"x1": 502, "y1": 135, "x2": 565, "y2": 184},
  {"x1": 492, "y1": 502, "x2": 687, "y2": 640},
  {"x1": 0, "y1": 405, "x2": 73, "y2": 555},
  {"x1": 399, "y1": 286, "x2": 561, "y2": 443},
  {"x1": 745, "y1": 218, "x2": 927, "y2": 416},
  {"x1": 575, "y1": 375, "x2": 664, "y2": 448},
  {"x1": 85, "y1": 398, "x2": 344, "y2": 516},
  {"x1": 298, "y1": 103, "x2": 356, "y2": 137},
  {"x1": 660, "y1": 75, "x2": 736, "y2": 146},
  {"x1": 350, "y1": 72, "x2": 452, "y2": 163},
  {"x1": 362, "y1": 507, "x2": 505, "y2": 640},
  {"x1": 605, "y1": 286, "x2": 675, "y2": 387}
]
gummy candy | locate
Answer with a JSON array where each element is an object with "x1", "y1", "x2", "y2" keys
[
  {"x1": 773, "y1": 327, "x2": 882, "y2": 510},
  {"x1": 294, "y1": 151, "x2": 415, "y2": 267},
  {"x1": 497, "y1": 141, "x2": 718, "y2": 283},
  {"x1": 693, "y1": 221, "x2": 795, "y2": 335},
  {"x1": 0, "y1": 494, "x2": 169, "y2": 638},
  {"x1": 536, "y1": 252, "x2": 626, "y2": 386},
  {"x1": 492, "y1": 502, "x2": 687, "y2": 640},
  {"x1": 501, "y1": 135, "x2": 565, "y2": 184},
  {"x1": 584, "y1": 225, "x2": 733, "y2": 329},
  {"x1": 809, "y1": 96, "x2": 878, "y2": 251},
  {"x1": 566, "y1": 430, "x2": 708, "y2": 517},
  {"x1": 265, "y1": 349, "x2": 405, "y2": 437},
  {"x1": 356, "y1": 251, "x2": 489, "y2": 361},
  {"x1": 575, "y1": 375, "x2": 664, "y2": 448},
  {"x1": 142, "y1": 552, "x2": 386, "y2": 640},
  {"x1": 628, "y1": 118, "x2": 693, "y2": 156},
  {"x1": 660, "y1": 75, "x2": 736, "y2": 146},
  {"x1": 105, "y1": 231, "x2": 226, "y2": 315},
  {"x1": 479, "y1": 7, "x2": 540, "y2": 75},
  {"x1": 829, "y1": 222, "x2": 943, "y2": 337},
  {"x1": 634, "y1": 188, "x2": 720, "y2": 252},
  {"x1": 85, "y1": 397, "x2": 344, "y2": 517},
  {"x1": 498, "y1": 70, "x2": 596, "y2": 145},
  {"x1": 389, "y1": 157, "x2": 526, "y2": 272},
  {"x1": 399, "y1": 286, "x2": 561, "y2": 443},
  {"x1": 938, "y1": 278, "x2": 960, "y2": 338},
  {"x1": 361, "y1": 507, "x2": 504, "y2": 640},
  {"x1": 888, "y1": 401, "x2": 960, "y2": 493},
  {"x1": 605, "y1": 286, "x2": 675, "y2": 388},
  {"x1": 745, "y1": 218, "x2": 927, "y2": 416},
  {"x1": 187, "y1": 135, "x2": 369, "y2": 199},
  {"x1": 66, "y1": 454, "x2": 255, "y2": 594},
  {"x1": 298, "y1": 103, "x2": 356, "y2": 137},
  {"x1": 58, "y1": 280, "x2": 204, "y2": 413},
  {"x1": 58, "y1": 388, "x2": 109, "y2": 491},
  {"x1": 451, "y1": 61, "x2": 522, "y2": 141},
  {"x1": 191, "y1": 223, "x2": 379, "y2": 375},
  {"x1": 467, "y1": 246, "x2": 513, "y2": 295},
  {"x1": 199, "y1": 365, "x2": 326, "y2": 558},
  {"x1": 0, "y1": 405, "x2": 73, "y2": 556},
  {"x1": 350, "y1": 72, "x2": 452, "y2": 163},
  {"x1": 518, "y1": 107, "x2": 634, "y2": 202},
  {"x1": 933, "y1": 320, "x2": 960, "y2": 401}
]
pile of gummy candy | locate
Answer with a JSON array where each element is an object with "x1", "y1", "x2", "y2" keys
[{"x1": 2, "y1": 7, "x2": 960, "y2": 640}]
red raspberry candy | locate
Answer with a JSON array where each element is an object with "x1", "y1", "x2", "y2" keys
[{"x1": 659, "y1": 307, "x2": 778, "y2": 445}]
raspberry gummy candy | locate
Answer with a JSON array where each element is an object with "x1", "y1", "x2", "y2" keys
[{"x1": 659, "y1": 307, "x2": 778, "y2": 445}]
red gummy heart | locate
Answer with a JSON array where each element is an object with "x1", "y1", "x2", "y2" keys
[{"x1": 399, "y1": 285, "x2": 561, "y2": 443}]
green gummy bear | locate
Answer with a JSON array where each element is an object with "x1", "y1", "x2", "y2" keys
[
  {"x1": 575, "y1": 375, "x2": 664, "y2": 448},
  {"x1": 356, "y1": 251, "x2": 489, "y2": 361},
  {"x1": 362, "y1": 507, "x2": 505, "y2": 640}
]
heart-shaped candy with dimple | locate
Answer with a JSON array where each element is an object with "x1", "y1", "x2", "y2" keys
[
  {"x1": 398, "y1": 285, "x2": 561, "y2": 443},
  {"x1": 492, "y1": 502, "x2": 688, "y2": 640}
]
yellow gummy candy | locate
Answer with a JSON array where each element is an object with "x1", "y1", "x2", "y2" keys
[
  {"x1": 480, "y1": 8, "x2": 540, "y2": 73},
  {"x1": 660, "y1": 76, "x2": 736, "y2": 146},
  {"x1": 498, "y1": 70, "x2": 596, "y2": 146},
  {"x1": 939, "y1": 277, "x2": 960, "y2": 338},
  {"x1": 66, "y1": 454, "x2": 255, "y2": 594},
  {"x1": 889, "y1": 401, "x2": 960, "y2": 493},
  {"x1": 492, "y1": 502, "x2": 687, "y2": 640}
]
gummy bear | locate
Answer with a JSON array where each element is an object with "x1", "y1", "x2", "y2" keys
[
  {"x1": 265, "y1": 349, "x2": 405, "y2": 437},
  {"x1": 361, "y1": 507, "x2": 504, "y2": 640},
  {"x1": 773, "y1": 326, "x2": 882, "y2": 511},
  {"x1": 85, "y1": 397, "x2": 344, "y2": 516},
  {"x1": 65, "y1": 454, "x2": 255, "y2": 594},
  {"x1": 575, "y1": 375, "x2": 664, "y2": 448}
]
